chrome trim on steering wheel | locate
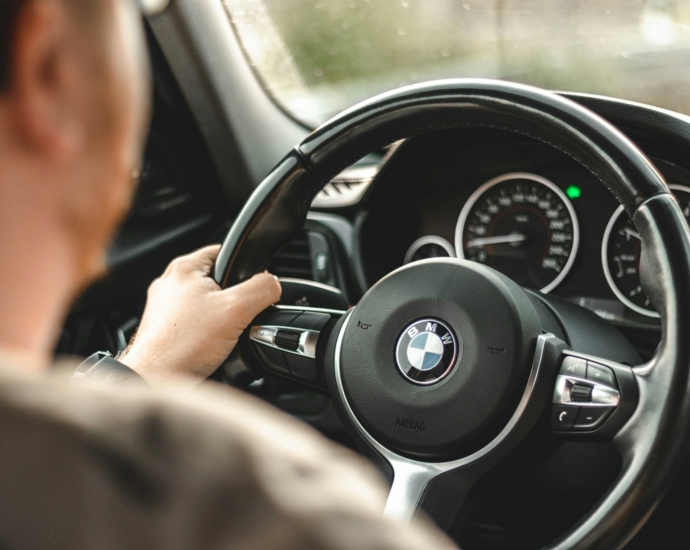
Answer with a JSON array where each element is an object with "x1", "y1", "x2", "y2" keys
[
  {"x1": 249, "y1": 325, "x2": 321, "y2": 359},
  {"x1": 274, "y1": 305, "x2": 347, "y2": 316},
  {"x1": 552, "y1": 374, "x2": 621, "y2": 407},
  {"x1": 333, "y1": 309, "x2": 556, "y2": 524}
]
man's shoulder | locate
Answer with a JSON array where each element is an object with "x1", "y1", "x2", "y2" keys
[
  {"x1": 0, "y1": 362, "x2": 336, "y2": 475},
  {"x1": 0, "y1": 364, "x2": 262, "y2": 492},
  {"x1": 0, "y1": 366, "x2": 308, "y2": 541},
  {"x1": 0, "y1": 364, "x2": 455, "y2": 550}
]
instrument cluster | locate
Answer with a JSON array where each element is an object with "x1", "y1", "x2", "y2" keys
[
  {"x1": 402, "y1": 171, "x2": 690, "y2": 323},
  {"x1": 355, "y1": 130, "x2": 690, "y2": 330}
]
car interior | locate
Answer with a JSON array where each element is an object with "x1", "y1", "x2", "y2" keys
[{"x1": 59, "y1": 1, "x2": 690, "y2": 548}]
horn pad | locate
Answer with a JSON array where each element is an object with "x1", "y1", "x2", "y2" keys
[{"x1": 338, "y1": 259, "x2": 542, "y2": 460}]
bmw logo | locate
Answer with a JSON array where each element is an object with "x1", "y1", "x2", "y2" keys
[{"x1": 395, "y1": 319, "x2": 459, "y2": 385}]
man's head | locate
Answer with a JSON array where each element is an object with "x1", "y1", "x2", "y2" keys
[{"x1": 0, "y1": 0, "x2": 151, "y2": 287}]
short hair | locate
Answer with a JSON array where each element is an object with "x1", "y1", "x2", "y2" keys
[{"x1": 0, "y1": 1, "x2": 24, "y2": 90}]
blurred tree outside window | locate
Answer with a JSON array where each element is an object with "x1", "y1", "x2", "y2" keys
[{"x1": 223, "y1": 0, "x2": 690, "y2": 127}]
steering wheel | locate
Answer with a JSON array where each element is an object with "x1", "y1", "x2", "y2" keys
[{"x1": 212, "y1": 80, "x2": 690, "y2": 549}]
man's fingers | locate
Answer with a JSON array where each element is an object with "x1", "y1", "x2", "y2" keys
[
  {"x1": 185, "y1": 244, "x2": 222, "y2": 267},
  {"x1": 167, "y1": 245, "x2": 222, "y2": 276},
  {"x1": 223, "y1": 272, "x2": 282, "y2": 329}
]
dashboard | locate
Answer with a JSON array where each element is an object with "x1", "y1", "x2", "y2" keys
[{"x1": 353, "y1": 128, "x2": 690, "y2": 337}]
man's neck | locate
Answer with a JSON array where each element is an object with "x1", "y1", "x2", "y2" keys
[
  {"x1": 0, "y1": 346, "x2": 47, "y2": 373},
  {"x1": 0, "y1": 193, "x2": 76, "y2": 372}
]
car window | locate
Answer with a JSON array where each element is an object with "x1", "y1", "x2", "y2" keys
[{"x1": 223, "y1": 0, "x2": 690, "y2": 127}]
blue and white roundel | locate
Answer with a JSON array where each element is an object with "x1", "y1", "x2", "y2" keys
[
  {"x1": 407, "y1": 332, "x2": 444, "y2": 371},
  {"x1": 395, "y1": 319, "x2": 459, "y2": 385}
]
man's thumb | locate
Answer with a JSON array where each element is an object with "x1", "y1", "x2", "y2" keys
[{"x1": 223, "y1": 272, "x2": 282, "y2": 328}]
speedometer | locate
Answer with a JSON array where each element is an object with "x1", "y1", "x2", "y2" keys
[
  {"x1": 455, "y1": 173, "x2": 579, "y2": 293},
  {"x1": 602, "y1": 184, "x2": 690, "y2": 318}
]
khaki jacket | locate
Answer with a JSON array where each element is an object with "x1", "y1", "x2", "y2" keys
[{"x1": 0, "y1": 362, "x2": 456, "y2": 549}]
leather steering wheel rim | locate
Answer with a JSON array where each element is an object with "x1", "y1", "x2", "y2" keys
[{"x1": 214, "y1": 79, "x2": 690, "y2": 549}]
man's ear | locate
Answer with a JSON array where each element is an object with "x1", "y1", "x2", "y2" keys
[{"x1": 9, "y1": 0, "x2": 84, "y2": 162}]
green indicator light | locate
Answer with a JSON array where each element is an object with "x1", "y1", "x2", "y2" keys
[{"x1": 566, "y1": 185, "x2": 581, "y2": 199}]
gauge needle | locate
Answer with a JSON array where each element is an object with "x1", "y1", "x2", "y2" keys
[
  {"x1": 466, "y1": 233, "x2": 527, "y2": 248},
  {"x1": 623, "y1": 226, "x2": 641, "y2": 240}
]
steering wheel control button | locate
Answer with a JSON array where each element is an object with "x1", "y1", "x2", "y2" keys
[
  {"x1": 570, "y1": 384, "x2": 593, "y2": 402},
  {"x1": 247, "y1": 308, "x2": 333, "y2": 383},
  {"x1": 254, "y1": 345, "x2": 290, "y2": 376},
  {"x1": 395, "y1": 319, "x2": 458, "y2": 385},
  {"x1": 573, "y1": 407, "x2": 613, "y2": 431},
  {"x1": 263, "y1": 310, "x2": 302, "y2": 328},
  {"x1": 551, "y1": 405, "x2": 578, "y2": 430},
  {"x1": 289, "y1": 312, "x2": 330, "y2": 331},
  {"x1": 560, "y1": 356, "x2": 587, "y2": 379},
  {"x1": 285, "y1": 354, "x2": 318, "y2": 383},
  {"x1": 591, "y1": 386, "x2": 621, "y2": 407},
  {"x1": 587, "y1": 363, "x2": 616, "y2": 387},
  {"x1": 250, "y1": 326, "x2": 278, "y2": 346},
  {"x1": 250, "y1": 315, "x2": 321, "y2": 360},
  {"x1": 275, "y1": 330, "x2": 301, "y2": 352}
]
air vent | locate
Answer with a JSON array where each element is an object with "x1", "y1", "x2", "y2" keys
[
  {"x1": 268, "y1": 232, "x2": 313, "y2": 279},
  {"x1": 268, "y1": 229, "x2": 340, "y2": 289},
  {"x1": 312, "y1": 165, "x2": 378, "y2": 208},
  {"x1": 311, "y1": 141, "x2": 403, "y2": 208},
  {"x1": 131, "y1": 133, "x2": 192, "y2": 219}
]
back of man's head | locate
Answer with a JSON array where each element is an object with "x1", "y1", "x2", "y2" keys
[{"x1": 0, "y1": 0, "x2": 151, "y2": 362}]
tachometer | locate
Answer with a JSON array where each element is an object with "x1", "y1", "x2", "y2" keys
[
  {"x1": 455, "y1": 173, "x2": 579, "y2": 293},
  {"x1": 602, "y1": 184, "x2": 690, "y2": 318}
]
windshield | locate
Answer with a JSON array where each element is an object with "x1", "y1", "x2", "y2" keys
[{"x1": 223, "y1": 0, "x2": 690, "y2": 127}]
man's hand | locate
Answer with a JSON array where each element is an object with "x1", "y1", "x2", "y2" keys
[{"x1": 118, "y1": 245, "x2": 281, "y2": 388}]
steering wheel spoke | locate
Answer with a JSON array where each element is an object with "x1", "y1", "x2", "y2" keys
[
  {"x1": 333, "y1": 321, "x2": 569, "y2": 528},
  {"x1": 550, "y1": 351, "x2": 639, "y2": 440},
  {"x1": 385, "y1": 455, "x2": 489, "y2": 534}
]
